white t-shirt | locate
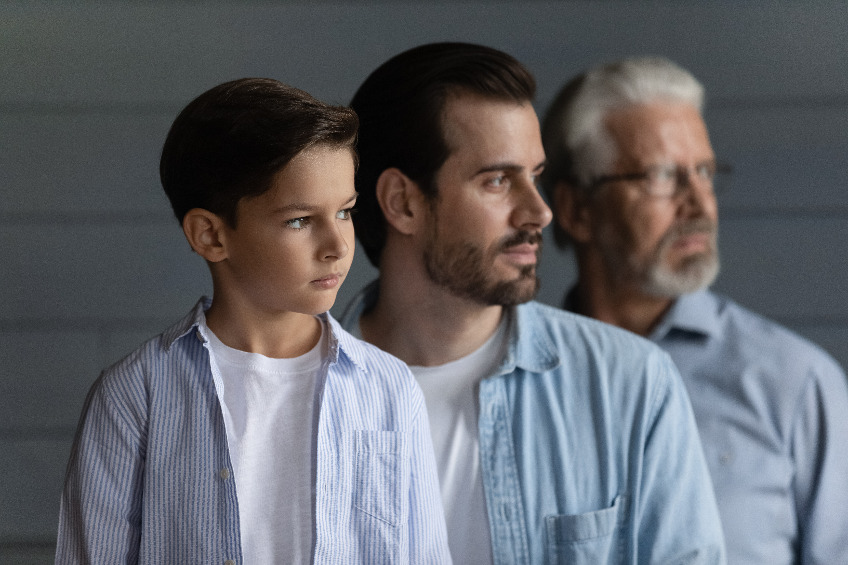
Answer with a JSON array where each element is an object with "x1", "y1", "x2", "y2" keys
[
  {"x1": 202, "y1": 317, "x2": 326, "y2": 564},
  {"x1": 409, "y1": 316, "x2": 509, "y2": 564}
]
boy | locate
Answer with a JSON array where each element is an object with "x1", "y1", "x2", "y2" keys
[{"x1": 56, "y1": 78, "x2": 450, "y2": 564}]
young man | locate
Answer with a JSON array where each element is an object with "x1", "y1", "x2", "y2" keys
[
  {"x1": 541, "y1": 57, "x2": 848, "y2": 564},
  {"x1": 56, "y1": 78, "x2": 450, "y2": 564},
  {"x1": 343, "y1": 43, "x2": 726, "y2": 564}
]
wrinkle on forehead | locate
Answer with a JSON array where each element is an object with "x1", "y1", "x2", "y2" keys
[{"x1": 605, "y1": 101, "x2": 714, "y2": 170}]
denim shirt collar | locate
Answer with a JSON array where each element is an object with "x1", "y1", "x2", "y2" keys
[
  {"x1": 160, "y1": 296, "x2": 369, "y2": 372},
  {"x1": 495, "y1": 301, "x2": 561, "y2": 376},
  {"x1": 342, "y1": 280, "x2": 561, "y2": 376}
]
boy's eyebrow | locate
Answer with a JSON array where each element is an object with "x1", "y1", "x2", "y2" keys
[{"x1": 272, "y1": 192, "x2": 358, "y2": 214}]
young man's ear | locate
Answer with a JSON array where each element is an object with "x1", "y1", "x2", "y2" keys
[
  {"x1": 182, "y1": 208, "x2": 229, "y2": 262},
  {"x1": 553, "y1": 181, "x2": 594, "y2": 244},
  {"x1": 375, "y1": 167, "x2": 427, "y2": 235}
]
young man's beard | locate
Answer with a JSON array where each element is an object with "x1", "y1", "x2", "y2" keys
[
  {"x1": 600, "y1": 218, "x2": 720, "y2": 298},
  {"x1": 423, "y1": 219, "x2": 542, "y2": 307}
]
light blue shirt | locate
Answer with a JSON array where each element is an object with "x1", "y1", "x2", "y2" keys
[
  {"x1": 648, "y1": 290, "x2": 848, "y2": 564},
  {"x1": 56, "y1": 298, "x2": 450, "y2": 565},
  {"x1": 343, "y1": 283, "x2": 726, "y2": 564}
]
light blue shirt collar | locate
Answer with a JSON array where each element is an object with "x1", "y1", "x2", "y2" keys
[
  {"x1": 161, "y1": 296, "x2": 372, "y2": 372},
  {"x1": 341, "y1": 280, "x2": 561, "y2": 376},
  {"x1": 649, "y1": 289, "x2": 723, "y2": 341}
]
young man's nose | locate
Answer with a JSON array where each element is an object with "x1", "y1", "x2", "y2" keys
[{"x1": 512, "y1": 179, "x2": 553, "y2": 230}]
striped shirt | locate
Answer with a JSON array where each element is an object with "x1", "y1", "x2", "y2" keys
[{"x1": 55, "y1": 298, "x2": 451, "y2": 564}]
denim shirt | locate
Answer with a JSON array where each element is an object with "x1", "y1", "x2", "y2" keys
[
  {"x1": 342, "y1": 283, "x2": 726, "y2": 564},
  {"x1": 56, "y1": 298, "x2": 450, "y2": 564},
  {"x1": 647, "y1": 290, "x2": 848, "y2": 564}
]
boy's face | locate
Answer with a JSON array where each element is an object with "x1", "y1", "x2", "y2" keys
[{"x1": 216, "y1": 145, "x2": 357, "y2": 318}]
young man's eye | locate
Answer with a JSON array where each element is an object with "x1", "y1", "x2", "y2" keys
[
  {"x1": 286, "y1": 217, "x2": 309, "y2": 229},
  {"x1": 486, "y1": 175, "x2": 508, "y2": 190}
]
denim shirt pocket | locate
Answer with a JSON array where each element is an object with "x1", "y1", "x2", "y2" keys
[
  {"x1": 545, "y1": 494, "x2": 626, "y2": 565},
  {"x1": 352, "y1": 430, "x2": 411, "y2": 527}
]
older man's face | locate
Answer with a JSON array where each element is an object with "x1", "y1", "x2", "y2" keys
[{"x1": 585, "y1": 101, "x2": 719, "y2": 297}]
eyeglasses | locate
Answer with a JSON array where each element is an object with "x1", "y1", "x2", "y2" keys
[{"x1": 588, "y1": 160, "x2": 732, "y2": 198}]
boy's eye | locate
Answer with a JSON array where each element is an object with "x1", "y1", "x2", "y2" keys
[
  {"x1": 336, "y1": 207, "x2": 355, "y2": 220},
  {"x1": 286, "y1": 217, "x2": 309, "y2": 229}
]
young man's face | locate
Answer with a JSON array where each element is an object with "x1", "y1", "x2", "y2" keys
[
  {"x1": 583, "y1": 102, "x2": 719, "y2": 297},
  {"x1": 421, "y1": 93, "x2": 552, "y2": 306},
  {"x1": 217, "y1": 145, "x2": 357, "y2": 317}
]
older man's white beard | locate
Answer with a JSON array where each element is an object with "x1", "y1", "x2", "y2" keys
[
  {"x1": 637, "y1": 221, "x2": 720, "y2": 298},
  {"x1": 640, "y1": 249, "x2": 719, "y2": 298}
]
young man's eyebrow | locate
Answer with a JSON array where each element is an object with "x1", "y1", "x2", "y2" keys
[
  {"x1": 473, "y1": 160, "x2": 546, "y2": 176},
  {"x1": 272, "y1": 192, "x2": 358, "y2": 214}
]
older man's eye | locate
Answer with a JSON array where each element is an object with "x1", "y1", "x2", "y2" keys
[
  {"x1": 651, "y1": 166, "x2": 677, "y2": 183},
  {"x1": 694, "y1": 162, "x2": 717, "y2": 181}
]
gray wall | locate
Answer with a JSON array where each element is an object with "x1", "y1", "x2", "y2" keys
[{"x1": 2, "y1": 1, "x2": 847, "y2": 561}]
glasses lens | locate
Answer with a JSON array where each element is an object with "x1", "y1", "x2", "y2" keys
[{"x1": 646, "y1": 165, "x2": 678, "y2": 197}]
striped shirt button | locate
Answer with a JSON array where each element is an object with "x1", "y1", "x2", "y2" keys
[
  {"x1": 219, "y1": 467, "x2": 230, "y2": 480},
  {"x1": 224, "y1": 560, "x2": 236, "y2": 565}
]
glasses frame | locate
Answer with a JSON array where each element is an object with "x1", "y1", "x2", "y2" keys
[{"x1": 587, "y1": 160, "x2": 733, "y2": 198}]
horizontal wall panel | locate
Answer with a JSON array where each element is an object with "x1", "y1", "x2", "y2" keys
[
  {"x1": 0, "y1": 114, "x2": 174, "y2": 216},
  {"x1": 714, "y1": 216, "x2": 847, "y2": 321},
  {"x1": 3, "y1": 217, "x2": 842, "y2": 323},
  {"x1": 2, "y1": 3, "x2": 848, "y2": 108},
  {"x1": 536, "y1": 217, "x2": 848, "y2": 322},
  {"x1": 0, "y1": 331, "x2": 101, "y2": 432},
  {"x1": 707, "y1": 106, "x2": 848, "y2": 212},
  {"x1": 0, "y1": 439, "x2": 69, "y2": 543},
  {"x1": 0, "y1": 544, "x2": 56, "y2": 565},
  {"x1": 0, "y1": 224, "x2": 211, "y2": 322},
  {"x1": 3, "y1": 106, "x2": 846, "y2": 219}
]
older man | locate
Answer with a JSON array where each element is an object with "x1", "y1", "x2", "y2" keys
[
  {"x1": 342, "y1": 43, "x2": 725, "y2": 564},
  {"x1": 542, "y1": 56, "x2": 848, "y2": 564}
]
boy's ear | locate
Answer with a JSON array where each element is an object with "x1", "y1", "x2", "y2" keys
[
  {"x1": 553, "y1": 181, "x2": 593, "y2": 244},
  {"x1": 182, "y1": 208, "x2": 229, "y2": 262},
  {"x1": 375, "y1": 167, "x2": 426, "y2": 235}
]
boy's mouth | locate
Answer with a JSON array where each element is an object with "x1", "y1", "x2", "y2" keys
[{"x1": 311, "y1": 273, "x2": 343, "y2": 289}]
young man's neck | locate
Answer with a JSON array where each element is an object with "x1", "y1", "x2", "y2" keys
[
  {"x1": 573, "y1": 256, "x2": 673, "y2": 337},
  {"x1": 360, "y1": 252, "x2": 504, "y2": 367},
  {"x1": 204, "y1": 292, "x2": 322, "y2": 359}
]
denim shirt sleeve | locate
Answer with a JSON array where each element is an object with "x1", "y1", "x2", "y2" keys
[{"x1": 636, "y1": 351, "x2": 726, "y2": 564}]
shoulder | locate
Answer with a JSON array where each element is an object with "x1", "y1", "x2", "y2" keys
[
  {"x1": 94, "y1": 305, "x2": 209, "y2": 402},
  {"x1": 326, "y1": 314, "x2": 420, "y2": 392},
  {"x1": 519, "y1": 301, "x2": 673, "y2": 367},
  {"x1": 514, "y1": 301, "x2": 681, "y2": 399},
  {"x1": 713, "y1": 293, "x2": 844, "y2": 378}
]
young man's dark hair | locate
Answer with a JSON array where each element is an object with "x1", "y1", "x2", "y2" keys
[
  {"x1": 350, "y1": 42, "x2": 535, "y2": 266},
  {"x1": 160, "y1": 77, "x2": 358, "y2": 227}
]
